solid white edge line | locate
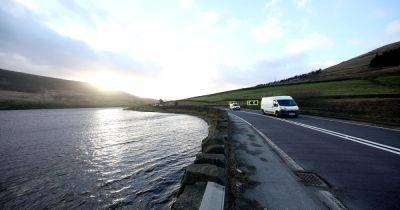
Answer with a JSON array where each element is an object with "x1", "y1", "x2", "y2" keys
[
  {"x1": 229, "y1": 113, "x2": 304, "y2": 171},
  {"x1": 240, "y1": 111, "x2": 400, "y2": 156},
  {"x1": 229, "y1": 113, "x2": 347, "y2": 210},
  {"x1": 319, "y1": 190, "x2": 347, "y2": 210}
]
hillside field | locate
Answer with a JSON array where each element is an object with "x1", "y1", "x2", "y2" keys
[
  {"x1": 0, "y1": 69, "x2": 155, "y2": 109},
  {"x1": 178, "y1": 42, "x2": 400, "y2": 125}
]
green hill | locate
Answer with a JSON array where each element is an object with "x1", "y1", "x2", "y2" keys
[
  {"x1": 0, "y1": 69, "x2": 155, "y2": 109},
  {"x1": 180, "y1": 41, "x2": 400, "y2": 125}
]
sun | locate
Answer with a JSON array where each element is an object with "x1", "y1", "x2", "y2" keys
[
  {"x1": 80, "y1": 69, "x2": 216, "y2": 100},
  {"x1": 82, "y1": 71, "x2": 160, "y2": 98},
  {"x1": 85, "y1": 72, "x2": 124, "y2": 92}
]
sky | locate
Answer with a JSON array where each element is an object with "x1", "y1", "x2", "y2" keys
[{"x1": 0, "y1": 0, "x2": 399, "y2": 99}]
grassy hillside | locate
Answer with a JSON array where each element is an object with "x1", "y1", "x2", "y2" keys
[
  {"x1": 271, "y1": 41, "x2": 400, "y2": 84},
  {"x1": 0, "y1": 69, "x2": 155, "y2": 109},
  {"x1": 180, "y1": 42, "x2": 400, "y2": 125}
]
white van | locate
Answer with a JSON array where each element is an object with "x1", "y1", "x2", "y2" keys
[
  {"x1": 261, "y1": 96, "x2": 299, "y2": 117},
  {"x1": 229, "y1": 101, "x2": 241, "y2": 110}
]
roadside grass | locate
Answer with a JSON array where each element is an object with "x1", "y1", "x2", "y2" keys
[
  {"x1": 178, "y1": 76, "x2": 400, "y2": 125},
  {"x1": 375, "y1": 75, "x2": 400, "y2": 87},
  {"x1": 189, "y1": 78, "x2": 400, "y2": 102},
  {"x1": 180, "y1": 43, "x2": 400, "y2": 125},
  {"x1": 301, "y1": 98, "x2": 400, "y2": 126}
]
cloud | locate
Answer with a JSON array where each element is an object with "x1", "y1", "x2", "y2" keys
[
  {"x1": 13, "y1": 0, "x2": 37, "y2": 10},
  {"x1": 0, "y1": 3, "x2": 95, "y2": 69},
  {"x1": 0, "y1": 1, "x2": 159, "y2": 78},
  {"x1": 219, "y1": 54, "x2": 309, "y2": 87},
  {"x1": 387, "y1": 20, "x2": 400, "y2": 36},
  {"x1": 285, "y1": 32, "x2": 333, "y2": 55},
  {"x1": 202, "y1": 10, "x2": 220, "y2": 25},
  {"x1": 226, "y1": 18, "x2": 243, "y2": 29},
  {"x1": 1, "y1": 1, "x2": 235, "y2": 99},
  {"x1": 57, "y1": 0, "x2": 107, "y2": 27},
  {"x1": 5, "y1": 0, "x2": 392, "y2": 100},
  {"x1": 265, "y1": 0, "x2": 279, "y2": 9},
  {"x1": 179, "y1": 0, "x2": 194, "y2": 9},
  {"x1": 252, "y1": 16, "x2": 283, "y2": 43},
  {"x1": 294, "y1": 0, "x2": 310, "y2": 8}
]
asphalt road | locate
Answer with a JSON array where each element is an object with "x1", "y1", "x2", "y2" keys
[{"x1": 228, "y1": 109, "x2": 400, "y2": 210}]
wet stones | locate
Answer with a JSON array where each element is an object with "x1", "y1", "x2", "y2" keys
[
  {"x1": 201, "y1": 134, "x2": 227, "y2": 149},
  {"x1": 217, "y1": 121, "x2": 228, "y2": 130},
  {"x1": 194, "y1": 153, "x2": 225, "y2": 168},
  {"x1": 203, "y1": 144, "x2": 225, "y2": 154},
  {"x1": 181, "y1": 164, "x2": 226, "y2": 186},
  {"x1": 172, "y1": 182, "x2": 207, "y2": 210},
  {"x1": 172, "y1": 109, "x2": 229, "y2": 210}
]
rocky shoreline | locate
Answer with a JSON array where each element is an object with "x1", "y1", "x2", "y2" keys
[{"x1": 127, "y1": 106, "x2": 232, "y2": 209}]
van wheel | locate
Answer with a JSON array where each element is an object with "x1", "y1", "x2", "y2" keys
[{"x1": 275, "y1": 111, "x2": 280, "y2": 118}]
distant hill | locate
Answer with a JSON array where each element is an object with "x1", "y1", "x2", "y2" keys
[
  {"x1": 0, "y1": 69, "x2": 155, "y2": 109},
  {"x1": 255, "y1": 41, "x2": 400, "y2": 86},
  {"x1": 180, "y1": 41, "x2": 400, "y2": 125}
]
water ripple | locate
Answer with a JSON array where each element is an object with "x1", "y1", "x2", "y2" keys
[{"x1": 0, "y1": 108, "x2": 208, "y2": 209}]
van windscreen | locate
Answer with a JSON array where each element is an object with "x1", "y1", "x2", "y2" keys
[{"x1": 277, "y1": 99, "x2": 297, "y2": 106}]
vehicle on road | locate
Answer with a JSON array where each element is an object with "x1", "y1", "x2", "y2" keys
[
  {"x1": 261, "y1": 96, "x2": 299, "y2": 117},
  {"x1": 229, "y1": 101, "x2": 241, "y2": 110}
]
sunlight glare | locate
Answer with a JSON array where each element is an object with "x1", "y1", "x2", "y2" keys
[{"x1": 86, "y1": 72, "x2": 126, "y2": 92}]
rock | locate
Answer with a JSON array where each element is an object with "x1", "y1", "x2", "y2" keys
[
  {"x1": 195, "y1": 153, "x2": 226, "y2": 168},
  {"x1": 214, "y1": 131, "x2": 228, "y2": 138},
  {"x1": 218, "y1": 118, "x2": 228, "y2": 122},
  {"x1": 171, "y1": 109, "x2": 230, "y2": 210},
  {"x1": 181, "y1": 164, "x2": 226, "y2": 186},
  {"x1": 202, "y1": 136, "x2": 225, "y2": 148},
  {"x1": 203, "y1": 144, "x2": 225, "y2": 154},
  {"x1": 217, "y1": 121, "x2": 229, "y2": 130},
  {"x1": 172, "y1": 182, "x2": 207, "y2": 210}
]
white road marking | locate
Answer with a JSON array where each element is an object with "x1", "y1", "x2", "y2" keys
[
  {"x1": 230, "y1": 113, "x2": 347, "y2": 210},
  {"x1": 238, "y1": 110, "x2": 400, "y2": 156},
  {"x1": 230, "y1": 113, "x2": 304, "y2": 171},
  {"x1": 302, "y1": 115, "x2": 400, "y2": 132},
  {"x1": 238, "y1": 109, "x2": 400, "y2": 132}
]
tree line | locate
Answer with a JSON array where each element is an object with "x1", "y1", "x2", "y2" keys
[{"x1": 369, "y1": 47, "x2": 400, "y2": 67}]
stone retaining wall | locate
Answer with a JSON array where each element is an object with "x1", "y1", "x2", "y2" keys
[
  {"x1": 171, "y1": 108, "x2": 229, "y2": 210},
  {"x1": 127, "y1": 105, "x2": 231, "y2": 209}
]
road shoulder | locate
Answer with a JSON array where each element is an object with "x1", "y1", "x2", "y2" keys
[{"x1": 228, "y1": 113, "x2": 328, "y2": 209}]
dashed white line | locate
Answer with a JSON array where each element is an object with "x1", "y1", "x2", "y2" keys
[{"x1": 238, "y1": 111, "x2": 400, "y2": 156}]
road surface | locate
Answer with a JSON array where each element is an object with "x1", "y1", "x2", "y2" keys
[{"x1": 228, "y1": 109, "x2": 400, "y2": 210}]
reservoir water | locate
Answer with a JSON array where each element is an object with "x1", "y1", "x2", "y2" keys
[{"x1": 0, "y1": 108, "x2": 208, "y2": 209}]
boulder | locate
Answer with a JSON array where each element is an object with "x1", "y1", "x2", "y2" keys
[
  {"x1": 194, "y1": 153, "x2": 226, "y2": 168},
  {"x1": 181, "y1": 164, "x2": 226, "y2": 186},
  {"x1": 172, "y1": 182, "x2": 207, "y2": 210}
]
